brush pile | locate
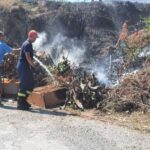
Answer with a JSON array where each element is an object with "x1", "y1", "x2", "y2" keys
[
  {"x1": 57, "y1": 67, "x2": 108, "y2": 111},
  {"x1": 3, "y1": 53, "x2": 18, "y2": 79},
  {"x1": 3, "y1": 52, "x2": 150, "y2": 113},
  {"x1": 98, "y1": 69, "x2": 150, "y2": 113},
  {"x1": 49, "y1": 56, "x2": 150, "y2": 113},
  {"x1": 2, "y1": 53, "x2": 51, "y2": 86}
]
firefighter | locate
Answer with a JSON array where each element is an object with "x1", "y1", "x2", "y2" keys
[
  {"x1": 16, "y1": 30, "x2": 38, "y2": 110},
  {"x1": 0, "y1": 31, "x2": 20, "y2": 106}
]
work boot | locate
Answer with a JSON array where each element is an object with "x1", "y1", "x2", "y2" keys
[
  {"x1": 17, "y1": 97, "x2": 30, "y2": 110},
  {"x1": 25, "y1": 101, "x2": 31, "y2": 108}
]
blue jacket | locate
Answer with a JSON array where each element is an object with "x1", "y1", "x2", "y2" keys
[{"x1": 0, "y1": 40, "x2": 12, "y2": 63}]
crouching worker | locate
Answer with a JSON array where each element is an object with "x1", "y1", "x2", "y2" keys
[
  {"x1": 0, "y1": 31, "x2": 20, "y2": 106},
  {"x1": 17, "y1": 30, "x2": 38, "y2": 110}
]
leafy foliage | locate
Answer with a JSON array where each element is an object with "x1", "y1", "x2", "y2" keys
[
  {"x1": 144, "y1": 16, "x2": 150, "y2": 31},
  {"x1": 48, "y1": 57, "x2": 71, "y2": 75},
  {"x1": 122, "y1": 16, "x2": 150, "y2": 63}
]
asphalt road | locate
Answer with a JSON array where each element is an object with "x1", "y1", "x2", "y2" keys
[{"x1": 0, "y1": 101, "x2": 150, "y2": 150}]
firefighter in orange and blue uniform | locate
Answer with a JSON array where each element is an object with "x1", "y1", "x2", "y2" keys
[{"x1": 17, "y1": 30, "x2": 38, "y2": 110}]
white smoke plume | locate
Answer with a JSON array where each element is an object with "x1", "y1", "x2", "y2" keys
[
  {"x1": 33, "y1": 32, "x2": 86, "y2": 66},
  {"x1": 33, "y1": 32, "x2": 110, "y2": 84},
  {"x1": 42, "y1": 33, "x2": 86, "y2": 66},
  {"x1": 33, "y1": 32, "x2": 47, "y2": 51},
  {"x1": 95, "y1": 69, "x2": 109, "y2": 85},
  {"x1": 87, "y1": 63, "x2": 109, "y2": 85}
]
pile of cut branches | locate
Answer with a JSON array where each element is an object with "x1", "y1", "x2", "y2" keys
[
  {"x1": 98, "y1": 69, "x2": 150, "y2": 113},
  {"x1": 3, "y1": 53, "x2": 18, "y2": 79},
  {"x1": 58, "y1": 69, "x2": 107, "y2": 111}
]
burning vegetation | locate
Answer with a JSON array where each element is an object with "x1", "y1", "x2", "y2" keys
[{"x1": 2, "y1": 1, "x2": 150, "y2": 114}]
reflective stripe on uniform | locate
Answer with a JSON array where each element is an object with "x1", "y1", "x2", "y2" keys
[
  {"x1": 18, "y1": 92, "x2": 26, "y2": 97},
  {"x1": 26, "y1": 90, "x2": 32, "y2": 94}
]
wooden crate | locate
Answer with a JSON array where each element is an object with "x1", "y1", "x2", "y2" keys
[
  {"x1": 27, "y1": 85, "x2": 67, "y2": 108},
  {"x1": 3, "y1": 78, "x2": 19, "y2": 95}
]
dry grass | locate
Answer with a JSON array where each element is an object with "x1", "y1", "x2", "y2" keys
[
  {"x1": 79, "y1": 110, "x2": 150, "y2": 133},
  {"x1": 0, "y1": 0, "x2": 37, "y2": 11},
  {"x1": 0, "y1": 0, "x2": 21, "y2": 9}
]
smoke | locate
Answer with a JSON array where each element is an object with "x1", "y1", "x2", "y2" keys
[
  {"x1": 41, "y1": 33, "x2": 86, "y2": 66},
  {"x1": 33, "y1": 32, "x2": 47, "y2": 51},
  {"x1": 33, "y1": 32, "x2": 110, "y2": 85},
  {"x1": 94, "y1": 68, "x2": 109, "y2": 85},
  {"x1": 66, "y1": 45, "x2": 86, "y2": 66},
  {"x1": 33, "y1": 32, "x2": 86, "y2": 66},
  {"x1": 81, "y1": 60, "x2": 109, "y2": 85}
]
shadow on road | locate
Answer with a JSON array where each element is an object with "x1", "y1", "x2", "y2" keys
[
  {"x1": 0, "y1": 105, "x2": 16, "y2": 110},
  {"x1": 31, "y1": 108, "x2": 78, "y2": 117},
  {"x1": 1, "y1": 103, "x2": 77, "y2": 117}
]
